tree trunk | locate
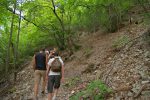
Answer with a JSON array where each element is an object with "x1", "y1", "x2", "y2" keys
[
  {"x1": 6, "y1": 0, "x2": 17, "y2": 74},
  {"x1": 14, "y1": 1, "x2": 22, "y2": 81},
  {"x1": 51, "y1": 0, "x2": 66, "y2": 49}
]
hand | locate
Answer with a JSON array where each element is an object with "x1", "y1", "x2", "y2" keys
[
  {"x1": 61, "y1": 77, "x2": 64, "y2": 83},
  {"x1": 46, "y1": 75, "x2": 48, "y2": 81}
]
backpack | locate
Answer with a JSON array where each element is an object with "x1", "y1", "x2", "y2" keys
[{"x1": 51, "y1": 58, "x2": 62, "y2": 72}]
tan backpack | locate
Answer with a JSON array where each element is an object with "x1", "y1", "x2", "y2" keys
[{"x1": 51, "y1": 58, "x2": 62, "y2": 72}]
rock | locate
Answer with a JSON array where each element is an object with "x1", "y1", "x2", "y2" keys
[
  {"x1": 108, "y1": 97, "x2": 114, "y2": 100},
  {"x1": 71, "y1": 90, "x2": 75, "y2": 94},
  {"x1": 115, "y1": 96, "x2": 121, "y2": 100},
  {"x1": 127, "y1": 91, "x2": 133, "y2": 97},
  {"x1": 131, "y1": 87, "x2": 139, "y2": 94},
  {"x1": 142, "y1": 80, "x2": 150, "y2": 84},
  {"x1": 141, "y1": 91, "x2": 150, "y2": 96},
  {"x1": 144, "y1": 51, "x2": 150, "y2": 58}
]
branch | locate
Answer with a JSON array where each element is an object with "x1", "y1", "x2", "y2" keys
[
  {"x1": 0, "y1": 3, "x2": 54, "y2": 32},
  {"x1": 51, "y1": 0, "x2": 65, "y2": 32},
  {"x1": 74, "y1": 3, "x2": 109, "y2": 9}
]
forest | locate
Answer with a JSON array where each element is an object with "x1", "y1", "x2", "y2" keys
[{"x1": 0, "y1": 0, "x2": 150, "y2": 99}]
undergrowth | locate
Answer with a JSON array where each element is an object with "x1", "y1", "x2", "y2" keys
[
  {"x1": 64, "y1": 76, "x2": 81, "y2": 88},
  {"x1": 69, "y1": 80, "x2": 112, "y2": 100},
  {"x1": 112, "y1": 35, "x2": 130, "y2": 51}
]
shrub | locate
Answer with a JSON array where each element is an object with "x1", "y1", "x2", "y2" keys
[
  {"x1": 69, "y1": 80, "x2": 112, "y2": 100},
  {"x1": 112, "y1": 35, "x2": 130, "y2": 51},
  {"x1": 64, "y1": 77, "x2": 81, "y2": 88},
  {"x1": 84, "y1": 47, "x2": 93, "y2": 58}
]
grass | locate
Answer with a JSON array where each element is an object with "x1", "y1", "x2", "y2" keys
[
  {"x1": 84, "y1": 47, "x2": 93, "y2": 58},
  {"x1": 112, "y1": 35, "x2": 130, "y2": 51},
  {"x1": 69, "y1": 80, "x2": 112, "y2": 100},
  {"x1": 64, "y1": 76, "x2": 81, "y2": 88}
]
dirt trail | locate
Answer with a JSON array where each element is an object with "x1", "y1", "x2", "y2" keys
[
  {"x1": 2, "y1": 29, "x2": 119, "y2": 100},
  {"x1": 1, "y1": 24, "x2": 150, "y2": 100}
]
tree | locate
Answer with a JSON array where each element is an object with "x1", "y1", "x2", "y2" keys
[{"x1": 6, "y1": 0, "x2": 17, "y2": 74}]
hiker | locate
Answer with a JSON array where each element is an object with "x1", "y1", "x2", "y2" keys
[
  {"x1": 33, "y1": 48, "x2": 48, "y2": 100},
  {"x1": 48, "y1": 49, "x2": 55, "y2": 59},
  {"x1": 46, "y1": 52, "x2": 64, "y2": 100},
  {"x1": 48, "y1": 47, "x2": 57, "y2": 59},
  {"x1": 45, "y1": 48, "x2": 50, "y2": 56}
]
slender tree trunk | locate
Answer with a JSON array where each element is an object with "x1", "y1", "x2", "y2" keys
[
  {"x1": 6, "y1": 0, "x2": 17, "y2": 74},
  {"x1": 51, "y1": 0, "x2": 66, "y2": 49},
  {"x1": 51, "y1": 0, "x2": 65, "y2": 32},
  {"x1": 14, "y1": 1, "x2": 22, "y2": 81}
]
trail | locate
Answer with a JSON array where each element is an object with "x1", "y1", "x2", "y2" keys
[{"x1": 1, "y1": 24, "x2": 150, "y2": 100}]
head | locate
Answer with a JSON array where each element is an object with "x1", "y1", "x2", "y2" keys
[
  {"x1": 53, "y1": 52, "x2": 59, "y2": 57},
  {"x1": 40, "y1": 48, "x2": 45, "y2": 52},
  {"x1": 53, "y1": 47, "x2": 56, "y2": 51}
]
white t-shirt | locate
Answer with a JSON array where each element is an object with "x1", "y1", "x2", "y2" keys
[{"x1": 48, "y1": 56, "x2": 64, "y2": 76}]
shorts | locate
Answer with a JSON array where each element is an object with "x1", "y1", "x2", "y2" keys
[
  {"x1": 47, "y1": 75, "x2": 61, "y2": 93},
  {"x1": 34, "y1": 70, "x2": 46, "y2": 84}
]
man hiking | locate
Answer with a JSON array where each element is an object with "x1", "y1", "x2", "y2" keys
[
  {"x1": 33, "y1": 48, "x2": 48, "y2": 100},
  {"x1": 46, "y1": 51, "x2": 64, "y2": 100}
]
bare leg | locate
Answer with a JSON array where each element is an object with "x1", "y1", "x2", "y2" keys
[
  {"x1": 34, "y1": 82, "x2": 39, "y2": 99},
  {"x1": 42, "y1": 79, "x2": 46, "y2": 92},
  {"x1": 34, "y1": 70, "x2": 40, "y2": 99},
  {"x1": 42, "y1": 71, "x2": 46, "y2": 93},
  {"x1": 48, "y1": 93, "x2": 53, "y2": 100},
  {"x1": 52, "y1": 89, "x2": 59, "y2": 100}
]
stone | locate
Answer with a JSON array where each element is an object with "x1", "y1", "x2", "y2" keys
[
  {"x1": 108, "y1": 97, "x2": 114, "y2": 100},
  {"x1": 131, "y1": 87, "x2": 139, "y2": 93},
  {"x1": 144, "y1": 51, "x2": 150, "y2": 58},
  {"x1": 71, "y1": 90, "x2": 75, "y2": 94},
  {"x1": 115, "y1": 96, "x2": 121, "y2": 100},
  {"x1": 141, "y1": 91, "x2": 150, "y2": 96},
  {"x1": 127, "y1": 91, "x2": 133, "y2": 97},
  {"x1": 142, "y1": 80, "x2": 150, "y2": 84}
]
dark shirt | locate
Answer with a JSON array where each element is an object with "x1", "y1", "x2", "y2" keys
[{"x1": 35, "y1": 52, "x2": 46, "y2": 70}]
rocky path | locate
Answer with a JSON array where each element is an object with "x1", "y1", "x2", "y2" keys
[{"x1": 1, "y1": 24, "x2": 150, "y2": 100}]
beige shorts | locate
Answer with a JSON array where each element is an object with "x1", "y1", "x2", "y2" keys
[{"x1": 34, "y1": 70, "x2": 46, "y2": 84}]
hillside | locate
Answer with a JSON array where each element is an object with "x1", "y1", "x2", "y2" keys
[{"x1": 1, "y1": 23, "x2": 150, "y2": 100}]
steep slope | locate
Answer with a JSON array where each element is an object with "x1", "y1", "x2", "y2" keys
[{"x1": 1, "y1": 24, "x2": 150, "y2": 100}]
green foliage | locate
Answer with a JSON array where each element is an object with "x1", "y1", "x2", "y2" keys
[
  {"x1": 64, "y1": 77, "x2": 81, "y2": 88},
  {"x1": 70, "y1": 80, "x2": 112, "y2": 100},
  {"x1": 112, "y1": 35, "x2": 130, "y2": 51},
  {"x1": 84, "y1": 47, "x2": 93, "y2": 58},
  {"x1": 8, "y1": 87, "x2": 17, "y2": 93},
  {"x1": 143, "y1": 31, "x2": 150, "y2": 45},
  {"x1": 0, "y1": 0, "x2": 149, "y2": 79}
]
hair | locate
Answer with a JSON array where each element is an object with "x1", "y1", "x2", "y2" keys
[
  {"x1": 49, "y1": 48, "x2": 53, "y2": 52},
  {"x1": 53, "y1": 52, "x2": 59, "y2": 56},
  {"x1": 40, "y1": 48, "x2": 45, "y2": 52}
]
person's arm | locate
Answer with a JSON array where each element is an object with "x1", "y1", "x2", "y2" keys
[
  {"x1": 46, "y1": 59, "x2": 53, "y2": 80},
  {"x1": 59, "y1": 57, "x2": 65, "y2": 82},
  {"x1": 46, "y1": 54, "x2": 48, "y2": 69},
  {"x1": 46, "y1": 65, "x2": 50, "y2": 80},
  {"x1": 32, "y1": 55, "x2": 36, "y2": 71},
  {"x1": 61, "y1": 64, "x2": 65, "y2": 82},
  {"x1": 48, "y1": 51, "x2": 54, "y2": 59}
]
